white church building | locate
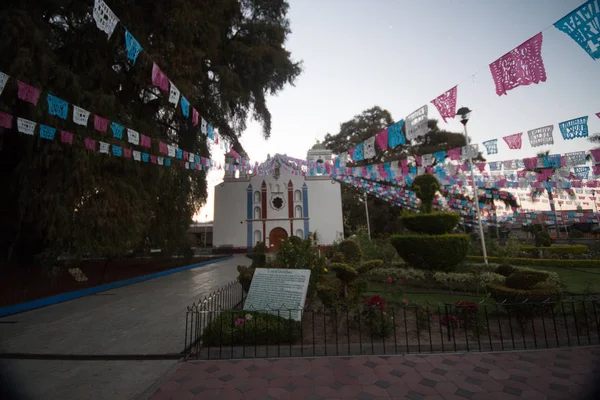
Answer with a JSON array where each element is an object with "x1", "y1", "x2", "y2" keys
[{"x1": 213, "y1": 143, "x2": 344, "y2": 251}]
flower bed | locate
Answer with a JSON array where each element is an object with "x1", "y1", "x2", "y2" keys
[{"x1": 193, "y1": 297, "x2": 600, "y2": 358}]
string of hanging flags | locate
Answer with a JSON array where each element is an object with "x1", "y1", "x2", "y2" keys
[
  {"x1": 90, "y1": 0, "x2": 232, "y2": 152},
  {"x1": 0, "y1": 112, "x2": 221, "y2": 172},
  {"x1": 332, "y1": 0, "x2": 599, "y2": 166},
  {"x1": 0, "y1": 71, "x2": 225, "y2": 170}
]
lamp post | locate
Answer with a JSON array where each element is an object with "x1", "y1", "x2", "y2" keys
[
  {"x1": 593, "y1": 190, "x2": 599, "y2": 231},
  {"x1": 364, "y1": 192, "x2": 371, "y2": 240},
  {"x1": 456, "y1": 107, "x2": 488, "y2": 265},
  {"x1": 204, "y1": 214, "x2": 208, "y2": 248}
]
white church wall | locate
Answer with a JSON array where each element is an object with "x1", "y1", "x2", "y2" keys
[
  {"x1": 306, "y1": 178, "x2": 344, "y2": 245},
  {"x1": 213, "y1": 181, "x2": 248, "y2": 248}
]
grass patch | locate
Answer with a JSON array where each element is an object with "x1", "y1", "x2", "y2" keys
[
  {"x1": 364, "y1": 280, "x2": 495, "y2": 308},
  {"x1": 523, "y1": 265, "x2": 600, "y2": 294}
]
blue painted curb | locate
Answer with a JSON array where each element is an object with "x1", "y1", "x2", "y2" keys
[{"x1": 0, "y1": 255, "x2": 233, "y2": 318}]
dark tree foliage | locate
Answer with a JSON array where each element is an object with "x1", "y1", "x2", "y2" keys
[
  {"x1": 323, "y1": 106, "x2": 471, "y2": 237},
  {"x1": 0, "y1": 0, "x2": 301, "y2": 268}
]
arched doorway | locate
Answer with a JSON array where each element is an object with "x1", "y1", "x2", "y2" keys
[{"x1": 269, "y1": 227, "x2": 288, "y2": 252}]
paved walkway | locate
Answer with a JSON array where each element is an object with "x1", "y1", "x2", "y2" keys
[
  {"x1": 147, "y1": 346, "x2": 600, "y2": 400},
  {"x1": 0, "y1": 255, "x2": 249, "y2": 400}
]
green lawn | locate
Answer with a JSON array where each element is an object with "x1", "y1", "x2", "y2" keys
[
  {"x1": 525, "y1": 265, "x2": 600, "y2": 294},
  {"x1": 365, "y1": 281, "x2": 495, "y2": 308}
]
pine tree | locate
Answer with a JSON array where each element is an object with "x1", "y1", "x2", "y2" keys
[{"x1": 0, "y1": 0, "x2": 301, "y2": 268}]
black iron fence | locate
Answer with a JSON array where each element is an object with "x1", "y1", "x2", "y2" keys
[
  {"x1": 184, "y1": 298, "x2": 600, "y2": 359},
  {"x1": 183, "y1": 280, "x2": 245, "y2": 355}
]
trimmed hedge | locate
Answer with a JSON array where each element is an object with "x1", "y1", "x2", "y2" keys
[
  {"x1": 505, "y1": 270, "x2": 550, "y2": 290},
  {"x1": 495, "y1": 264, "x2": 516, "y2": 277},
  {"x1": 330, "y1": 252, "x2": 345, "y2": 263},
  {"x1": 519, "y1": 245, "x2": 588, "y2": 256},
  {"x1": 467, "y1": 256, "x2": 600, "y2": 268},
  {"x1": 338, "y1": 240, "x2": 362, "y2": 265},
  {"x1": 487, "y1": 284, "x2": 562, "y2": 302},
  {"x1": 201, "y1": 311, "x2": 301, "y2": 346},
  {"x1": 400, "y1": 212, "x2": 460, "y2": 235},
  {"x1": 358, "y1": 259, "x2": 384, "y2": 274},
  {"x1": 390, "y1": 234, "x2": 470, "y2": 272},
  {"x1": 331, "y1": 262, "x2": 358, "y2": 281}
]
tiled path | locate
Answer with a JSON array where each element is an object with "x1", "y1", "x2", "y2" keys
[{"x1": 147, "y1": 346, "x2": 600, "y2": 400}]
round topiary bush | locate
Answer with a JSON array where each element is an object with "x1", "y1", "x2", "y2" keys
[
  {"x1": 400, "y1": 212, "x2": 460, "y2": 235},
  {"x1": 390, "y1": 234, "x2": 469, "y2": 272},
  {"x1": 535, "y1": 231, "x2": 552, "y2": 247},
  {"x1": 505, "y1": 270, "x2": 550, "y2": 290},
  {"x1": 358, "y1": 259, "x2": 384, "y2": 274},
  {"x1": 338, "y1": 239, "x2": 362, "y2": 265},
  {"x1": 330, "y1": 252, "x2": 345, "y2": 263},
  {"x1": 495, "y1": 264, "x2": 516, "y2": 277},
  {"x1": 412, "y1": 173, "x2": 441, "y2": 213}
]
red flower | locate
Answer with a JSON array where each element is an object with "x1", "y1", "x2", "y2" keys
[
  {"x1": 455, "y1": 301, "x2": 479, "y2": 313},
  {"x1": 365, "y1": 295, "x2": 386, "y2": 310}
]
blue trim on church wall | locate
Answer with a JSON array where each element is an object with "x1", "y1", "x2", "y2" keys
[
  {"x1": 302, "y1": 183, "x2": 309, "y2": 239},
  {"x1": 247, "y1": 184, "x2": 253, "y2": 250}
]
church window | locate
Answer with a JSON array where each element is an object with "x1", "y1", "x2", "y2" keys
[
  {"x1": 254, "y1": 207, "x2": 261, "y2": 220},
  {"x1": 275, "y1": 184, "x2": 280, "y2": 192},
  {"x1": 295, "y1": 229, "x2": 303, "y2": 238},
  {"x1": 294, "y1": 190, "x2": 302, "y2": 202},
  {"x1": 254, "y1": 230, "x2": 262, "y2": 244},
  {"x1": 271, "y1": 196, "x2": 284, "y2": 210},
  {"x1": 295, "y1": 205, "x2": 302, "y2": 218},
  {"x1": 254, "y1": 191, "x2": 261, "y2": 203}
]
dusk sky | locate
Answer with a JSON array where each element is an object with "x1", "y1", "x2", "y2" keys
[{"x1": 197, "y1": 0, "x2": 599, "y2": 221}]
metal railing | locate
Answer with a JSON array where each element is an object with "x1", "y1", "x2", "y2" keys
[
  {"x1": 184, "y1": 298, "x2": 600, "y2": 359},
  {"x1": 183, "y1": 280, "x2": 245, "y2": 356}
]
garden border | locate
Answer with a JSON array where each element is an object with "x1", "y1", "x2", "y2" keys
[{"x1": 0, "y1": 255, "x2": 232, "y2": 317}]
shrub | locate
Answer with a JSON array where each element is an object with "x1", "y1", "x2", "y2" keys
[
  {"x1": 316, "y1": 279, "x2": 367, "y2": 308},
  {"x1": 400, "y1": 212, "x2": 460, "y2": 235},
  {"x1": 331, "y1": 262, "x2": 358, "y2": 299},
  {"x1": 370, "y1": 267, "x2": 427, "y2": 282},
  {"x1": 316, "y1": 281, "x2": 338, "y2": 308},
  {"x1": 201, "y1": 311, "x2": 301, "y2": 346},
  {"x1": 477, "y1": 272, "x2": 506, "y2": 286},
  {"x1": 535, "y1": 231, "x2": 552, "y2": 247},
  {"x1": 487, "y1": 284, "x2": 562, "y2": 309},
  {"x1": 237, "y1": 265, "x2": 256, "y2": 293},
  {"x1": 505, "y1": 270, "x2": 550, "y2": 290},
  {"x1": 390, "y1": 234, "x2": 470, "y2": 272},
  {"x1": 331, "y1": 252, "x2": 345, "y2": 263},
  {"x1": 358, "y1": 260, "x2": 384, "y2": 274},
  {"x1": 466, "y1": 256, "x2": 600, "y2": 268},
  {"x1": 246, "y1": 241, "x2": 267, "y2": 267},
  {"x1": 519, "y1": 245, "x2": 588, "y2": 257},
  {"x1": 569, "y1": 229, "x2": 584, "y2": 239},
  {"x1": 338, "y1": 239, "x2": 362, "y2": 265},
  {"x1": 353, "y1": 228, "x2": 397, "y2": 264},
  {"x1": 362, "y1": 295, "x2": 394, "y2": 338},
  {"x1": 412, "y1": 173, "x2": 440, "y2": 213},
  {"x1": 495, "y1": 264, "x2": 516, "y2": 277}
]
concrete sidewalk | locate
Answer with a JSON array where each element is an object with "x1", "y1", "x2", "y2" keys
[{"x1": 0, "y1": 255, "x2": 249, "y2": 400}]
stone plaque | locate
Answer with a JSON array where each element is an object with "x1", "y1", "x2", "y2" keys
[{"x1": 244, "y1": 268, "x2": 311, "y2": 321}]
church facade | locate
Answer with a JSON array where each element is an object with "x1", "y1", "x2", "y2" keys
[{"x1": 213, "y1": 144, "x2": 344, "y2": 251}]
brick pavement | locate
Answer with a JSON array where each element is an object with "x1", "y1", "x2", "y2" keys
[{"x1": 147, "y1": 346, "x2": 600, "y2": 400}]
